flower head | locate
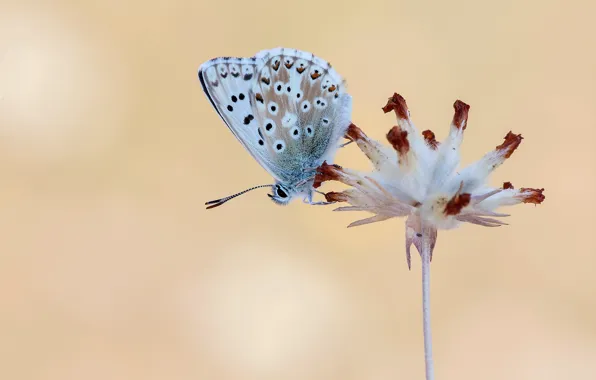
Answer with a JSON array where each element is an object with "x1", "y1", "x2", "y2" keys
[{"x1": 315, "y1": 93, "x2": 545, "y2": 268}]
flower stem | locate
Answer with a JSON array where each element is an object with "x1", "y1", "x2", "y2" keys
[{"x1": 421, "y1": 226, "x2": 435, "y2": 380}]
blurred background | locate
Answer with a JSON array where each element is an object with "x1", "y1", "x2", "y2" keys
[{"x1": 1, "y1": 0, "x2": 594, "y2": 379}]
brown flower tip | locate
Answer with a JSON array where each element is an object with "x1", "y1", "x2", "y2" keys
[
  {"x1": 422, "y1": 129, "x2": 439, "y2": 150},
  {"x1": 387, "y1": 126, "x2": 410, "y2": 157},
  {"x1": 503, "y1": 182, "x2": 515, "y2": 190},
  {"x1": 324, "y1": 191, "x2": 349, "y2": 203},
  {"x1": 444, "y1": 191, "x2": 472, "y2": 216},
  {"x1": 382, "y1": 93, "x2": 409, "y2": 120},
  {"x1": 519, "y1": 188, "x2": 545, "y2": 204},
  {"x1": 313, "y1": 161, "x2": 343, "y2": 189},
  {"x1": 345, "y1": 123, "x2": 367, "y2": 142},
  {"x1": 496, "y1": 131, "x2": 523, "y2": 159},
  {"x1": 452, "y1": 100, "x2": 470, "y2": 130}
]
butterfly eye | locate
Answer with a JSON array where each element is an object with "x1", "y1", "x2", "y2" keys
[{"x1": 276, "y1": 187, "x2": 288, "y2": 198}]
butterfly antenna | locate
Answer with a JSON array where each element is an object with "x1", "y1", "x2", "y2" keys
[{"x1": 205, "y1": 184, "x2": 274, "y2": 209}]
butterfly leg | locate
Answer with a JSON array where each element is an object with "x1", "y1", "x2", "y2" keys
[
  {"x1": 303, "y1": 190, "x2": 335, "y2": 206},
  {"x1": 309, "y1": 200, "x2": 335, "y2": 206},
  {"x1": 304, "y1": 198, "x2": 335, "y2": 206},
  {"x1": 339, "y1": 140, "x2": 354, "y2": 148},
  {"x1": 303, "y1": 193, "x2": 313, "y2": 204}
]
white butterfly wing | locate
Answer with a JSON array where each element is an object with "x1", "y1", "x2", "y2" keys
[
  {"x1": 199, "y1": 54, "x2": 282, "y2": 180},
  {"x1": 199, "y1": 47, "x2": 352, "y2": 185}
]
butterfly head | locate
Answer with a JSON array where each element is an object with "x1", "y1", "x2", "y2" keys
[
  {"x1": 206, "y1": 182, "x2": 305, "y2": 209},
  {"x1": 267, "y1": 183, "x2": 295, "y2": 205}
]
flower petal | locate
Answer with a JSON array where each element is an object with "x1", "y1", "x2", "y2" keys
[
  {"x1": 324, "y1": 191, "x2": 350, "y2": 203},
  {"x1": 332, "y1": 206, "x2": 370, "y2": 212},
  {"x1": 313, "y1": 161, "x2": 365, "y2": 189},
  {"x1": 456, "y1": 215, "x2": 508, "y2": 227},
  {"x1": 381, "y1": 94, "x2": 437, "y2": 197},
  {"x1": 518, "y1": 188, "x2": 546, "y2": 204},
  {"x1": 444, "y1": 182, "x2": 471, "y2": 216},
  {"x1": 471, "y1": 188, "x2": 503, "y2": 204},
  {"x1": 452, "y1": 100, "x2": 470, "y2": 130},
  {"x1": 422, "y1": 130, "x2": 440, "y2": 150},
  {"x1": 324, "y1": 178, "x2": 414, "y2": 218},
  {"x1": 496, "y1": 132, "x2": 524, "y2": 159},
  {"x1": 428, "y1": 100, "x2": 470, "y2": 193},
  {"x1": 460, "y1": 209, "x2": 510, "y2": 217},
  {"x1": 444, "y1": 194, "x2": 472, "y2": 216},
  {"x1": 382, "y1": 93, "x2": 411, "y2": 125},
  {"x1": 387, "y1": 126, "x2": 411, "y2": 165},
  {"x1": 474, "y1": 182, "x2": 545, "y2": 210},
  {"x1": 450, "y1": 132, "x2": 523, "y2": 193},
  {"x1": 348, "y1": 214, "x2": 393, "y2": 228},
  {"x1": 346, "y1": 123, "x2": 396, "y2": 171}
]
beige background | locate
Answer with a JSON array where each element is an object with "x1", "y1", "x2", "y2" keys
[{"x1": 1, "y1": 0, "x2": 594, "y2": 379}]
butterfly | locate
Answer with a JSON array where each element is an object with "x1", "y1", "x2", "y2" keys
[{"x1": 198, "y1": 47, "x2": 353, "y2": 209}]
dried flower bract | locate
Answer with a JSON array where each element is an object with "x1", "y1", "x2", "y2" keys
[{"x1": 316, "y1": 93, "x2": 545, "y2": 268}]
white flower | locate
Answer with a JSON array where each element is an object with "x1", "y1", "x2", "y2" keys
[{"x1": 314, "y1": 93, "x2": 545, "y2": 268}]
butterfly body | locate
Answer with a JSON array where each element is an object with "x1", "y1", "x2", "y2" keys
[{"x1": 199, "y1": 47, "x2": 352, "y2": 206}]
